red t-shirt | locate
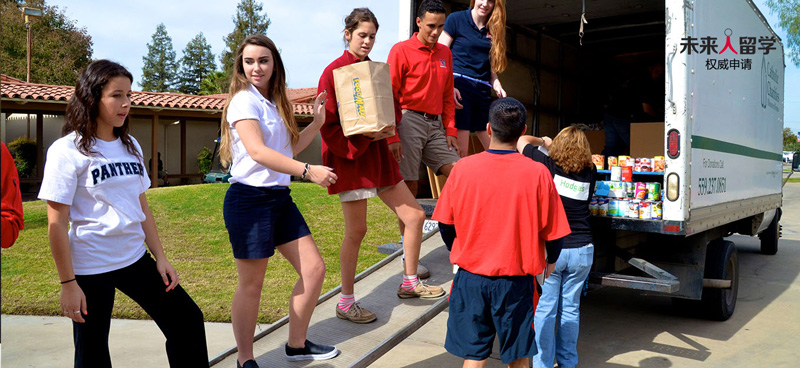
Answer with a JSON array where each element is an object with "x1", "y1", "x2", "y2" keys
[
  {"x1": 432, "y1": 150, "x2": 571, "y2": 276},
  {"x1": 387, "y1": 33, "x2": 457, "y2": 137},
  {"x1": 317, "y1": 50, "x2": 405, "y2": 194},
  {"x1": 1, "y1": 142, "x2": 24, "y2": 248}
]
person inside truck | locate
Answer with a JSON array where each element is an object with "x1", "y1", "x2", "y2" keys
[
  {"x1": 601, "y1": 62, "x2": 664, "y2": 157},
  {"x1": 434, "y1": 97, "x2": 570, "y2": 368},
  {"x1": 387, "y1": 0, "x2": 461, "y2": 278},
  {"x1": 438, "y1": 0, "x2": 508, "y2": 156},
  {"x1": 317, "y1": 7, "x2": 445, "y2": 326},
  {"x1": 517, "y1": 126, "x2": 596, "y2": 368}
]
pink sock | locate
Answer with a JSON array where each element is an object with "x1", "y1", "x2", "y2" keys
[
  {"x1": 338, "y1": 294, "x2": 355, "y2": 312},
  {"x1": 401, "y1": 274, "x2": 418, "y2": 290}
]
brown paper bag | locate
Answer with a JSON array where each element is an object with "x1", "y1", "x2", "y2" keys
[{"x1": 332, "y1": 61, "x2": 396, "y2": 139}]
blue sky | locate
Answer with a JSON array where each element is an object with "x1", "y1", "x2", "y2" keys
[{"x1": 48, "y1": 0, "x2": 798, "y2": 134}]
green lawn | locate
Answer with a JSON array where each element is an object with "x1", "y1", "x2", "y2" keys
[{"x1": 1, "y1": 183, "x2": 398, "y2": 323}]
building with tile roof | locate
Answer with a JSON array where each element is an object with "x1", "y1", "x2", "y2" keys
[{"x1": 1, "y1": 75, "x2": 320, "y2": 189}]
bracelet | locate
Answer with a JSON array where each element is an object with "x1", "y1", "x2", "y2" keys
[
  {"x1": 60, "y1": 278, "x2": 76, "y2": 285},
  {"x1": 300, "y1": 163, "x2": 310, "y2": 180}
]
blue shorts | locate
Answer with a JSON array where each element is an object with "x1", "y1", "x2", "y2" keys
[
  {"x1": 445, "y1": 268, "x2": 537, "y2": 364},
  {"x1": 454, "y1": 76, "x2": 492, "y2": 132},
  {"x1": 223, "y1": 183, "x2": 311, "y2": 259}
]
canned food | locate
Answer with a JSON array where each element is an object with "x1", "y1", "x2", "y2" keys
[
  {"x1": 634, "y1": 182, "x2": 648, "y2": 199},
  {"x1": 590, "y1": 198, "x2": 598, "y2": 215},
  {"x1": 639, "y1": 201, "x2": 652, "y2": 219},
  {"x1": 652, "y1": 201, "x2": 663, "y2": 219},
  {"x1": 628, "y1": 200, "x2": 640, "y2": 218},
  {"x1": 617, "y1": 199, "x2": 629, "y2": 217},
  {"x1": 610, "y1": 166, "x2": 622, "y2": 181},
  {"x1": 639, "y1": 158, "x2": 652, "y2": 172},
  {"x1": 618, "y1": 155, "x2": 632, "y2": 167},
  {"x1": 624, "y1": 182, "x2": 636, "y2": 198},
  {"x1": 608, "y1": 156, "x2": 618, "y2": 168},
  {"x1": 609, "y1": 181, "x2": 624, "y2": 198},
  {"x1": 646, "y1": 182, "x2": 662, "y2": 201},
  {"x1": 592, "y1": 155, "x2": 605, "y2": 170},
  {"x1": 621, "y1": 166, "x2": 633, "y2": 182},
  {"x1": 653, "y1": 156, "x2": 665, "y2": 172},
  {"x1": 608, "y1": 199, "x2": 619, "y2": 216},
  {"x1": 598, "y1": 199, "x2": 609, "y2": 216}
]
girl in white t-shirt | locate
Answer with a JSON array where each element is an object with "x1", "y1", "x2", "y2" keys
[
  {"x1": 38, "y1": 60, "x2": 208, "y2": 367},
  {"x1": 220, "y1": 35, "x2": 338, "y2": 367}
]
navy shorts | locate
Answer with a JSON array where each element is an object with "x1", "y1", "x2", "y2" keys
[
  {"x1": 454, "y1": 76, "x2": 492, "y2": 132},
  {"x1": 445, "y1": 268, "x2": 537, "y2": 364},
  {"x1": 223, "y1": 183, "x2": 311, "y2": 259}
]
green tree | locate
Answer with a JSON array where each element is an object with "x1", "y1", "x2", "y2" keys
[
  {"x1": 140, "y1": 23, "x2": 178, "y2": 92},
  {"x1": 785, "y1": 127, "x2": 800, "y2": 150},
  {"x1": 177, "y1": 33, "x2": 215, "y2": 95},
  {"x1": 199, "y1": 70, "x2": 227, "y2": 95},
  {"x1": 219, "y1": 0, "x2": 271, "y2": 91},
  {"x1": 765, "y1": 0, "x2": 800, "y2": 67},
  {"x1": 0, "y1": 0, "x2": 93, "y2": 86}
]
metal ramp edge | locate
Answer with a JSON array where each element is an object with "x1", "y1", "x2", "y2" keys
[{"x1": 209, "y1": 228, "x2": 446, "y2": 367}]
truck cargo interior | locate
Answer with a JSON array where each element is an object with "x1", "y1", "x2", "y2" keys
[{"x1": 443, "y1": 0, "x2": 667, "y2": 144}]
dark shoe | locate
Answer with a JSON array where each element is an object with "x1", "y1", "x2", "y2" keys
[
  {"x1": 285, "y1": 340, "x2": 339, "y2": 361},
  {"x1": 236, "y1": 359, "x2": 258, "y2": 368}
]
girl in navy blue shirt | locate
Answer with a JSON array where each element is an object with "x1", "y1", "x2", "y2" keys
[{"x1": 439, "y1": 0, "x2": 508, "y2": 156}]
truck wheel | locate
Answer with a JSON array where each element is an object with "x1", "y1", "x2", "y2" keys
[
  {"x1": 701, "y1": 239, "x2": 739, "y2": 321},
  {"x1": 759, "y1": 211, "x2": 780, "y2": 255}
]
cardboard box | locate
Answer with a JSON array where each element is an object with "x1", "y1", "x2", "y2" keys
[
  {"x1": 584, "y1": 130, "x2": 606, "y2": 155},
  {"x1": 630, "y1": 122, "x2": 665, "y2": 158},
  {"x1": 332, "y1": 61, "x2": 396, "y2": 139}
]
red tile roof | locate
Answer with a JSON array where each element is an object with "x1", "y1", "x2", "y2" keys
[
  {"x1": 1, "y1": 75, "x2": 315, "y2": 116},
  {"x1": 1, "y1": 75, "x2": 23, "y2": 84}
]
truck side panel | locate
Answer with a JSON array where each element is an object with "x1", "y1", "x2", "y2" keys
[{"x1": 689, "y1": 0, "x2": 784, "y2": 209}]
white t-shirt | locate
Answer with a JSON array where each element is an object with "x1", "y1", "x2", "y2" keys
[
  {"x1": 38, "y1": 132, "x2": 151, "y2": 275},
  {"x1": 226, "y1": 84, "x2": 293, "y2": 187}
]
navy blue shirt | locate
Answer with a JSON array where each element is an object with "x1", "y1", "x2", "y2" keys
[{"x1": 445, "y1": 9, "x2": 492, "y2": 81}]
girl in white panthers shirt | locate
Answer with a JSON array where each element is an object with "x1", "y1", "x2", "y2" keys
[{"x1": 38, "y1": 60, "x2": 208, "y2": 367}]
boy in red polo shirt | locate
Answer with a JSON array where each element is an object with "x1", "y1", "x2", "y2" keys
[
  {"x1": 433, "y1": 97, "x2": 571, "y2": 368},
  {"x1": 387, "y1": 0, "x2": 461, "y2": 276}
]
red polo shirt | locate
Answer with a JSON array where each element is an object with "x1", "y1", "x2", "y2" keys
[
  {"x1": 388, "y1": 33, "x2": 457, "y2": 137},
  {"x1": 317, "y1": 50, "x2": 405, "y2": 194}
]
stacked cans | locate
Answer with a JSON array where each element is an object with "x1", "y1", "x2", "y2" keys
[
  {"x1": 604, "y1": 155, "x2": 666, "y2": 173},
  {"x1": 591, "y1": 180, "x2": 663, "y2": 220}
]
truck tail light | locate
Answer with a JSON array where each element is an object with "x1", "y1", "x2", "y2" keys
[
  {"x1": 667, "y1": 129, "x2": 680, "y2": 158},
  {"x1": 666, "y1": 173, "x2": 680, "y2": 201}
]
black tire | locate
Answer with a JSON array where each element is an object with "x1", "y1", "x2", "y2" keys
[
  {"x1": 759, "y1": 210, "x2": 780, "y2": 255},
  {"x1": 701, "y1": 239, "x2": 739, "y2": 321}
]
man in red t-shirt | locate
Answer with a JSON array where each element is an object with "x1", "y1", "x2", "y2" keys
[{"x1": 433, "y1": 97, "x2": 571, "y2": 368}]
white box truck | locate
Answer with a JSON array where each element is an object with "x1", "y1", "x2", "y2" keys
[{"x1": 403, "y1": 0, "x2": 786, "y2": 320}]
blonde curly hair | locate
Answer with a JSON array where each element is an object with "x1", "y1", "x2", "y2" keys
[{"x1": 549, "y1": 126, "x2": 593, "y2": 174}]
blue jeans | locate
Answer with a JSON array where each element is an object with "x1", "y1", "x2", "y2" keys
[{"x1": 533, "y1": 244, "x2": 594, "y2": 368}]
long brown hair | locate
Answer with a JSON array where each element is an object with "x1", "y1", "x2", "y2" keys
[
  {"x1": 343, "y1": 8, "x2": 379, "y2": 47},
  {"x1": 64, "y1": 60, "x2": 140, "y2": 159},
  {"x1": 470, "y1": 0, "x2": 507, "y2": 73},
  {"x1": 549, "y1": 126, "x2": 593, "y2": 174},
  {"x1": 220, "y1": 35, "x2": 298, "y2": 167}
]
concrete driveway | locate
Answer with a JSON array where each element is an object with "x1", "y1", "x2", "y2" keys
[{"x1": 374, "y1": 183, "x2": 800, "y2": 367}]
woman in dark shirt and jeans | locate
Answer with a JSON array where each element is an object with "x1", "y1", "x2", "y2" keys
[{"x1": 517, "y1": 126, "x2": 596, "y2": 368}]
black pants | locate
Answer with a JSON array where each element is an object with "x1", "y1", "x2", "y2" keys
[{"x1": 73, "y1": 253, "x2": 209, "y2": 367}]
